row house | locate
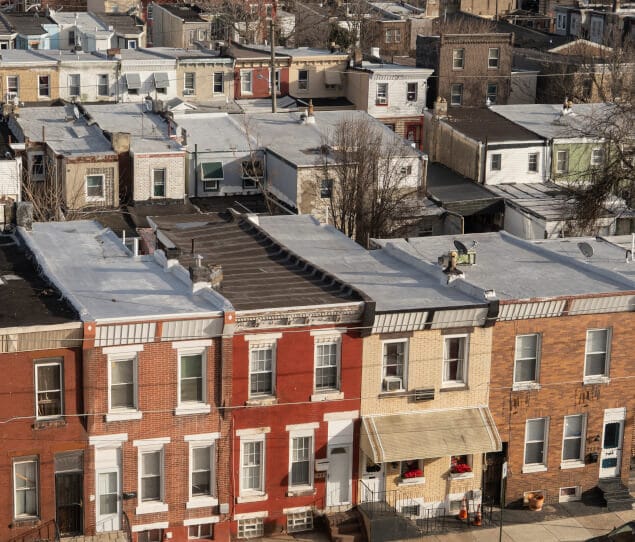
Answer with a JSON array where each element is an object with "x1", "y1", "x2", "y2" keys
[
  {"x1": 113, "y1": 48, "x2": 178, "y2": 102},
  {"x1": 0, "y1": 222, "x2": 85, "y2": 542},
  {"x1": 20, "y1": 219, "x2": 235, "y2": 542},
  {"x1": 148, "y1": 212, "x2": 370, "y2": 538},
  {"x1": 405, "y1": 232, "x2": 635, "y2": 509},
  {"x1": 364, "y1": 2, "x2": 429, "y2": 57},
  {"x1": 416, "y1": 33, "x2": 514, "y2": 108},
  {"x1": 0, "y1": 50, "x2": 59, "y2": 104},
  {"x1": 553, "y1": 5, "x2": 634, "y2": 46},
  {"x1": 347, "y1": 61, "x2": 433, "y2": 149},
  {"x1": 150, "y1": 3, "x2": 213, "y2": 49},
  {"x1": 255, "y1": 214, "x2": 503, "y2": 531},
  {"x1": 1, "y1": 12, "x2": 55, "y2": 50}
]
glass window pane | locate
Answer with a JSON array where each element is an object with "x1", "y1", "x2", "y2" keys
[
  {"x1": 527, "y1": 419, "x2": 545, "y2": 441},
  {"x1": 181, "y1": 355, "x2": 202, "y2": 377},
  {"x1": 193, "y1": 447, "x2": 210, "y2": 471},
  {"x1": 38, "y1": 364, "x2": 60, "y2": 390},
  {"x1": 142, "y1": 477, "x2": 160, "y2": 500},
  {"x1": 565, "y1": 416, "x2": 582, "y2": 437},
  {"x1": 516, "y1": 335, "x2": 537, "y2": 359},
  {"x1": 587, "y1": 329, "x2": 608, "y2": 351},
  {"x1": 112, "y1": 359, "x2": 133, "y2": 383},
  {"x1": 585, "y1": 353, "x2": 606, "y2": 375},
  {"x1": 515, "y1": 358, "x2": 536, "y2": 382},
  {"x1": 525, "y1": 442, "x2": 544, "y2": 464},
  {"x1": 142, "y1": 452, "x2": 160, "y2": 476},
  {"x1": 563, "y1": 438, "x2": 581, "y2": 460}
]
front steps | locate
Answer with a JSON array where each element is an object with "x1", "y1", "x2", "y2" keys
[
  {"x1": 598, "y1": 477, "x2": 635, "y2": 512},
  {"x1": 326, "y1": 509, "x2": 367, "y2": 542}
]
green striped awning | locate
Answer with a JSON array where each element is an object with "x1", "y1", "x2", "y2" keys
[{"x1": 201, "y1": 162, "x2": 223, "y2": 180}]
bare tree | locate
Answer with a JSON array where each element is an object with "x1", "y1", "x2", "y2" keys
[{"x1": 316, "y1": 114, "x2": 423, "y2": 246}]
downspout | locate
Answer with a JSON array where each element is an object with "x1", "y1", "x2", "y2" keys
[{"x1": 194, "y1": 143, "x2": 199, "y2": 198}]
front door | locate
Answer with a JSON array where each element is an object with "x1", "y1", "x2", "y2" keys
[
  {"x1": 600, "y1": 408, "x2": 625, "y2": 478},
  {"x1": 405, "y1": 123, "x2": 422, "y2": 149},
  {"x1": 361, "y1": 455, "x2": 384, "y2": 502},
  {"x1": 56, "y1": 473, "x2": 83, "y2": 536},
  {"x1": 327, "y1": 445, "x2": 351, "y2": 506},
  {"x1": 96, "y1": 471, "x2": 120, "y2": 532}
]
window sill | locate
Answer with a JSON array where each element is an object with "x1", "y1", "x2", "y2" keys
[
  {"x1": 560, "y1": 461, "x2": 585, "y2": 470},
  {"x1": 512, "y1": 383, "x2": 541, "y2": 392},
  {"x1": 33, "y1": 417, "x2": 66, "y2": 430},
  {"x1": 236, "y1": 493, "x2": 268, "y2": 503},
  {"x1": 583, "y1": 376, "x2": 609, "y2": 385},
  {"x1": 245, "y1": 396, "x2": 277, "y2": 406},
  {"x1": 522, "y1": 464, "x2": 547, "y2": 474},
  {"x1": 378, "y1": 390, "x2": 408, "y2": 398},
  {"x1": 397, "y1": 477, "x2": 425, "y2": 486},
  {"x1": 440, "y1": 384, "x2": 467, "y2": 392},
  {"x1": 310, "y1": 391, "x2": 344, "y2": 402},
  {"x1": 174, "y1": 404, "x2": 211, "y2": 416},
  {"x1": 12, "y1": 517, "x2": 39, "y2": 527},
  {"x1": 105, "y1": 410, "x2": 142, "y2": 422},
  {"x1": 136, "y1": 502, "x2": 168, "y2": 515},
  {"x1": 187, "y1": 496, "x2": 218, "y2": 509},
  {"x1": 286, "y1": 487, "x2": 316, "y2": 497},
  {"x1": 449, "y1": 472, "x2": 474, "y2": 481}
]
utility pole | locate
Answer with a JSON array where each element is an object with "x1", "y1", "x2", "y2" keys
[{"x1": 270, "y1": 15, "x2": 277, "y2": 113}]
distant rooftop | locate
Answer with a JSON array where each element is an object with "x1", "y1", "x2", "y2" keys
[
  {"x1": 149, "y1": 213, "x2": 363, "y2": 311},
  {"x1": 443, "y1": 107, "x2": 545, "y2": 143},
  {"x1": 245, "y1": 44, "x2": 349, "y2": 58},
  {"x1": 156, "y1": 3, "x2": 208, "y2": 21},
  {"x1": 369, "y1": 1, "x2": 425, "y2": 18},
  {"x1": 0, "y1": 232, "x2": 77, "y2": 329},
  {"x1": 173, "y1": 113, "x2": 254, "y2": 153},
  {"x1": 426, "y1": 162, "x2": 501, "y2": 204},
  {"x1": 149, "y1": 47, "x2": 227, "y2": 61},
  {"x1": 95, "y1": 12, "x2": 145, "y2": 36},
  {"x1": 2, "y1": 12, "x2": 55, "y2": 35},
  {"x1": 36, "y1": 49, "x2": 116, "y2": 63},
  {"x1": 19, "y1": 220, "x2": 229, "y2": 322},
  {"x1": 48, "y1": 11, "x2": 111, "y2": 37},
  {"x1": 0, "y1": 49, "x2": 56, "y2": 64},
  {"x1": 353, "y1": 61, "x2": 434, "y2": 74}
]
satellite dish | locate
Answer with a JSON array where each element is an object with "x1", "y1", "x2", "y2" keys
[
  {"x1": 144, "y1": 100, "x2": 152, "y2": 112},
  {"x1": 578, "y1": 242, "x2": 594, "y2": 259},
  {"x1": 73, "y1": 105, "x2": 80, "y2": 119},
  {"x1": 453, "y1": 239, "x2": 468, "y2": 255}
]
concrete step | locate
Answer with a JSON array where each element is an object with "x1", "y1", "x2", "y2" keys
[{"x1": 607, "y1": 500, "x2": 635, "y2": 512}]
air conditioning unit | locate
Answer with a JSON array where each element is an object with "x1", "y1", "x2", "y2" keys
[
  {"x1": 376, "y1": 97, "x2": 388, "y2": 105},
  {"x1": 413, "y1": 388, "x2": 435, "y2": 402},
  {"x1": 383, "y1": 376, "x2": 403, "y2": 392},
  {"x1": 183, "y1": 88, "x2": 195, "y2": 96},
  {"x1": 5, "y1": 92, "x2": 17, "y2": 103}
]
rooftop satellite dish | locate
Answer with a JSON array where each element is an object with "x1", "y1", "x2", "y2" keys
[
  {"x1": 453, "y1": 239, "x2": 468, "y2": 255},
  {"x1": 578, "y1": 241, "x2": 594, "y2": 259},
  {"x1": 72, "y1": 105, "x2": 80, "y2": 119},
  {"x1": 144, "y1": 99, "x2": 152, "y2": 112}
]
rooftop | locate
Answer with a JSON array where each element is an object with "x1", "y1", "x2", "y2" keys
[
  {"x1": 149, "y1": 47, "x2": 227, "y2": 61},
  {"x1": 244, "y1": 44, "x2": 349, "y2": 59},
  {"x1": 354, "y1": 61, "x2": 434, "y2": 75},
  {"x1": 0, "y1": 232, "x2": 77, "y2": 329},
  {"x1": 426, "y1": 163, "x2": 501, "y2": 204},
  {"x1": 156, "y1": 3, "x2": 208, "y2": 22},
  {"x1": 48, "y1": 11, "x2": 111, "y2": 37},
  {"x1": 2, "y1": 12, "x2": 55, "y2": 35},
  {"x1": 173, "y1": 113, "x2": 254, "y2": 153},
  {"x1": 149, "y1": 213, "x2": 363, "y2": 311},
  {"x1": 94, "y1": 12, "x2": 145, "y2": 36},
  {"x1": 369, "y1": 1, "x2": 425, "y2": 18},
  {"x1": 0, "y1": 49, "x2": 57, "y2": 65},
  {"x1": 442, "y1": 107, "x2": 545, "y2": 143},
  {"x1": 255, "y1": 214, "x2": 486, "y2": 312},
  {"x1": 36, "y1": 49, "x2": 116, "y2": 63},
  {"x1": 19, "y1": 220, "x2": 229, "y2": 322}
]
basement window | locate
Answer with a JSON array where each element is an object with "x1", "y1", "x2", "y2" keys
[{"x1": 287, "y1": 510, "x2": 313, "y2": 533}]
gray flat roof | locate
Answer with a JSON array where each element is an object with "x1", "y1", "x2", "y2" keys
[
  {"x1": 443, "y1": 107, "x2": 545, "y2": 143},
  {"x1": 36, "y1": 50, "x2": 116, "y2": 63},
  {"x1": 427, "y1": 163, "x2": 500, "y2": 202},
  {"x1": 255, "y1": 215, "x2": 486, "y2": 312},
  {"x1": 173, "y1": 113, "x2": 254, "y2": 152},
  {"x1": 2, "y1": 12, "x2": 54, "y2": 35},
  {"x1": 0, "y1": 49, "x2": 56, "y2": 65},
  {"x1": 245, "y1": 45, "x2": 348, "y2": 58},
  {"x1": 49, "y1": 11, "x2": 111, "y2": 37},
  {"x1": 149, "y1": 47, "x2": 227, "y2": 61},
  {"x1": 386, "y1": 232, "x2": 635, "y2": 300},
  {"x1": 20, "y1": 220, "x2": 228, "y2": 322},
  {"x1": 354, "y1": 61, "x2": 434, "y2": 74}
]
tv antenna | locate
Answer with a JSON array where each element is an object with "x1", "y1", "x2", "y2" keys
[
  {"x1": 453, "y1": 239, "x2": 468, "y2": 255},
  {"x1": 578, "y1": 241, "x2": 594, "y2": 260}
]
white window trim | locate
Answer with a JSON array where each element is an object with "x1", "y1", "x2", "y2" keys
[
  {"x1": 558, "y1": 486, "x2": 582, "y2": 502},
  {"x1": 239, "y1": 434, "x2": 267, "y2": 501},
  {"x1": 560, "y1": 414, "x2": 586, "y2": 468},
  {"x1": 381, "y1": 338, "x2": 408, "y2": 392},
  {"x1": 591, "y1": 147, "x2": 604, "y2": 166},
  {"x1": 213, "y1": 72, "x2": 224, "y2": 94},
  {"x1": 107, "y1": 353, "x2": 141, "y2": 422},
  {"x1": 187, "y1": 438, "x2": 218, "y2": 509},
  {"x1": 490, "y1": 153, "x2": 502, "y2": 171},
  {"x1": 240, "y1": 69, "x2": 253, "y2": 95},
  {"x1": 175, "y1": 346, "x2": 210, "y2": 416},
  {"x1": 38, "y1": 74, "x2": 50, "y2": 98},
  {"x1": 522, "y1": 417, "x2": 549, "y2": 473},
  {"x1": 312, "y1": 333, "x2": 342, "y2": 396},
  {"x1": 85, "y1": 173, "x2": 106, "y2": 202},
  {"x1": 513, "y1": 333, "x2": 541, "y2": 390},
  {"x1": 152, "y1": 168, "x2": 166, "y2": 198},
  {"x1": 135, "y1": 439, "x2": 169, "y2": 515},
  {"x1": 131, "y1": 521, "x2": 169, "y2": 532},
  {"x1": 452, "y1": 49, "x2": 465, "y2": 70},
  {"x1": 583, "y1": 328, "x2": 611, "y2": 383},
  {"x1": 488, "y1": 47, "x2": 500, "y2": 69},
  {"x1": 183, "y1": 516, "x2": 220, "y2": 526},
  {"x1": 246, "y1": 333, "x2": 279, "y2": 399},
  {"x1": 442, "y1": 334, "x2": 469, "y2": 388},
  {"x1": 528, "y1": 152, "x2": 539, "y2": 173},
  {"x1": 34, "y1": 359, "x2": 63, "y2": 420},
  {"x1": 13, "y1": 457, "x2": 38, "y2": 520},
  {"x1": 556, "y1": 150, "x2": 569, "y2": 173},
  {"x1": 288, "y1": 428, "x2": 315, "y2": 493}
]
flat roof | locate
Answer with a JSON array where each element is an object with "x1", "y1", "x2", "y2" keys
[
  {"x1": 427, "y1": 163, "x2": 500, "y2": 203},
  {"x1": 20, "y1": 220, "x2": 228, "y2": 322},
  {"x1": 255, "y1": 214, "x2": 486, "y2": 312},
  {"x1": 94, "y1": 12, "x2": 144, "y2": 35},
  {"x1": 245, "y1": 44, "x2": 349, "y2": 59},
  {"x1": 387, "y1": 232, "x2": 635, "y2": 300},
  {"x1": 0, "y1": 232, "x2": 78, "y2": 328},
  {"x1": 36, "y1": 50, "x2": 116, "y2": 63},
  {"x1": 173, "y1": 113, "x2": 254, "y2": 152},
  {"x1": 443, "y1": 107, "x2": 545, "y2": 143},
  {"x1": 0, "y1": 49, "x2": 56, "y2": 65},
  {"x1": 2, "y1": 12, "x2": 55, "y2": 35},
  {"x1": 49, "y1": 11, "x2": 111, "y2": 37},
  {"x1": 157, "y1": 3, "x2": 207, "y2": 21},
  {"x1": 149, "y1": 47, "x2": 227, "y2": 61},
  {"x1": 149, "y1": 213, "x2": 363, "y2": 312},
  {"x1": 354, "y1": 61, "x2": 434, "y2": 74}
]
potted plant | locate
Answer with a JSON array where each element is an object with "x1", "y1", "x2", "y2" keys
[
  {"x1": 528, "y1": 492, "x2": 545, "y2": 511},
  {"x1": 450, "y1": 462, "x2": 473, "y2": 480}
]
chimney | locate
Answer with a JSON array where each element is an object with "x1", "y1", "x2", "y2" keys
[
  {"x1": 433, "y1": 96, "x2": 447, "y2": 118},
  {"x1": 189, "y1": 256, "x2": 223, "y2": 292},
  {"x1": 16, "y1": 201, "x2": 33, "y2": 231},
  {"x1": 107, "y1": 48, "x2": 121, "y2": 60},
  {"x1": 353, "y1": 48, "x2": 363, "y2": 67},
  {"x1": 111, "y1": 132, "x2": 131, "y2": 154},
  {"x1": 304, "y1": 99, "x2": 316, "y2": 124}
]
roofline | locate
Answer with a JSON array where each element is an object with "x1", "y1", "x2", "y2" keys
[
  {"x1": 95, "y1": 310, "x2": 224, "y2": 325},
  {"x1": 0, "y1": 321, "x2": 82, "y2": 335}
]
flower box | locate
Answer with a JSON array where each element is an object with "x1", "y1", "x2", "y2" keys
[
  {"x1": 449, "y1": 471, "x2": 474, "y2": 481},
  {"x1": 397, "y1": 476, "x2": 425, "y2": 486}
]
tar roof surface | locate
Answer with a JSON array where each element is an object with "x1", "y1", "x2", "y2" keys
[
  {"x1": 95, "y1": 13, "x2": 144, "y2": 35},
  {"x1": 0, "y1": 50, "x2": 56, "y2": 64},
  {"x1": 390, "y1": 232, "x2": 635, "y2": 300},
  {"x1": 255, "y1": 215, "x2": 485, "y2": 312},
  {"x1": 443, "y1": 107, "x2": 545, "y2": 142},
  {"x1": 20, "y1": 221, "x2": 228, "y2": 322},
  {"x1": 149, "y1": 213, "x2": 363, "y2": 311},
  {"x1": 0, "y1": 233, "x2": 77, "y2": 328},
  {"x1": 50, "y1": 12, "x2": 110, "y2": 35},
  {"x1": 427, "y1": 163, "x2": 500, "y2": 203},
  {"x1": 3, "y1": 12, "x2": 55, "y2": 34},
  {"x1": 160, "y1": 4, "x2": 207, "y2": 20}
]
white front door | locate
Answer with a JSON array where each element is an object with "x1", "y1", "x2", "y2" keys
[
  {"x1": 96, "y1": 470, "x2": 120, "y2": 532},
  {"x1": 361, "y1": 454, "x2": 384, "y2": 502},
  {"x1": 327, "y1": 445, "x2": 352, "y2": 506},
  {"x1": 599, "y1": 408, "x2": 625, "y2": 478}
]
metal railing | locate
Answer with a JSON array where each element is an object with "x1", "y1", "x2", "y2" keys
[
  {"x1": 122, "y1": 511, "x2": 133, "y2": 542},
  {"x1": 7, "y1": 519, "x2": 60, "y2": 542}
]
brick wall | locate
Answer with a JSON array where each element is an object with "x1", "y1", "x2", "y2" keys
[{"x1": 132, "y1": 152, "x2": 186, "y2": 201}]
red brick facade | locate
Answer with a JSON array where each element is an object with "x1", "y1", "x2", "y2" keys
[{"x1": 233, "y1": 65, "x2": 290, "y2": 100}]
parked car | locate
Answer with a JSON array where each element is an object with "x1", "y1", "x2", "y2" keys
[{"x1": 586, "y1": 521, "x2": 635, "y2": 542}]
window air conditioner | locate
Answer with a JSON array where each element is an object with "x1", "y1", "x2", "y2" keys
[
  {"x1": 383, "y1": 376, "x2": 403, "y2": 392},
  {"x1": 183, "y1": 88, "x2": 195, "y2": 96},
  {"x1": 376, "y1": 97, "x2": 388, "y2": 105}
]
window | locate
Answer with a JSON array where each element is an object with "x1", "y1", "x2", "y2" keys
[
  {"x1": 68, "y1": 30, "x2": 75, "y2": 46},
  {"x1": 7, "y1": 75, "x2": 19, "y2": 98},
  {"x1": 562, "y1": 414, "x2": 585, "y2": 463},
  {"x1": 591, "y1": 148, "x2": 604, "y2": 166},
  {"x1": 401, "y1": 504, "x2": 421, "y2": 517},
  {"x1": 559, "y1": 486, "x2": 581, "y2": 502},
  {"x1": 179, "y1": 351, "x2": 205, "y2": 405},
  {"x1": 452, "y1": 48, "x2": 465, "y2": 70},
  {"x1": 238, "y1": 517, "x2": 264, "y2": 538},
  {"x1": 287, "y1": 510, "x2": 313, "y2": 533},
  {"x1": 406, "y1": 82, "x2": 417, "y2": 101},
  {"x1": 488, "y1": 48, "x2": 500, "y2": 69},
  {"x1": 528, "y1": 152, "x2": 538, "y2": 172},
  {"x1": 191, "y1": 445, "x2": 212, "y2": 497},
  {"x1": 97, "y1": 74, "x2": 109, "y2": 96},
  {"x1": 152, "y1": 168, "x2": 166, "y2": 198},
  {"x1": 272, "y1": 69, "x2": 281, "y2": 93},
  {"x1": 400, "y1": 458, "x2": 423, "y2": 479},
  {"x1": 382, "y1": 340, "x2": 407, "y2": 392},
  {"x1": 13, "y1": 458, "x2": 38, "y2": 518},
  {"x1": 86, "y1": 174, "x2": 105, "y2": 200},
  {"x1": 31, "y1": 154, "x2": 44, "y2": 179},
  {"x1": 298, "y1": 69, "x2": 308, "y2": 90},
  {"x1": 213, "y1": 72, "x2": 223, "y2": 94},
  {"x1": 35, "y1": 360, "x2": 62, "y2": 418},
  {"x1": 38, "y1": 75, "x2": 50, "y2": 97},
  {"x1": 401, "y1": 165, "x2": 412, "y2": 176},
  {"x1": 320, "y1": 178, "x2": 333, "y2": 198},
  {"x1": 240, "y1": 70, "x2": 252, "y2": 94},
  {"x1": 490, "y1": 153, "x2": 502, "y2": 171},
  {"x1": 524, "y1": 417, "x2": 548, "y2": 468},
  {"x1": 241, "y1": 439, "x2": 264, "y2": 494},
  {"x1": 584, "y1": 328, "x2": 610, "y2": 379},
  {"x1": 241, "y1": 159, "x2": 263, "y2": 189},
  {"x1": 556, "y1": 13, "x2": 566, "y2": 31},
  {"x1": 127, "y1": 39, "x2": 138, "y2": 49},
  {"x1": 385, "y1": 28, "x2": 401, "y2": 43},
  {"x1": 486, "y1": 83, "x2": 498, "y2": 104},
  {"x1": 376, "y1": 83, "x2": 388, "y2": 105},
  {"x1": 289, "y1": 435, "x2": 313, "y2": 488},
  {"x1": 315, "y1": 342, "x2": 339, "y2": 391},
  {"x1": 138, "y1": 530, "x2": 162, "y2": 542},
  {"x1": 249, "y1": 346, "x2": 274, "y2": 397},
  {"x1": 184, "y1": 72, "x2": 195, "y2": 95},
  {"x1": 450, "y1": 454, "x2": 472, "y2": 474},
  {"x1": 514, "y1": 334, "x2": 540, "y2": 386},
  {"x1": 443, "y1": 335, "x2": 467, "y2": 385},
  {"x1": 201, "y1": 162, "x2": 223, "y2": 192},
  {"x1": 188, "y1": 523, "x2": 213, "y2": 539},
  {"x1": 450, "y1": 84, "x2": 463, "y2": 106},
  {"x1": 556, "y1": 150, "x2": 569, "y2": 173},
  {"x1": 109, "y1": 355, "x2": 137, "y2": 411},
  {"x1": 69, "y1": 74, "x2": 81, "y2": 97},
  {"x1": 140, "y1": 450, "x2": 162, "y2": 502}
]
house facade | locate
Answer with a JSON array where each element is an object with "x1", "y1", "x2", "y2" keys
[
  {"x1": 112, "y1": 48, "x2": 178, "y2": 103},
  {"x1": 150, "y1": 3, "x2": 212, "y2": 49},
  {"x1": 227, "y1": 44, "x2": 291, "y2": 100},
  {"x1": 0, "y1": 50, "x2": 59, "y2": 104}
]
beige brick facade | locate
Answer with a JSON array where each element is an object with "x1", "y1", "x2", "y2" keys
[{"x1": 132, "y1": 152, "x2": 186, "y2": 201}]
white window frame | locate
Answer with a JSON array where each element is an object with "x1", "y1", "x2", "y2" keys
[
  {"x1": 213, "y1": 72, "x2": 223, "y2": 94},
  {"x1": 312, "y1": 330, "x2": 343, "y2": 396},
  {"x1": 298, "y1": 69, "x2": 308, "y2": 90},
  {"x1": 490, "y1": 153, "x2": 502, "y2": 171},
  {"x1": 97, "y1": 74, "x2": 109, "y2": 96},
  {"x1": 127, "y1": 39, "x2": 138, "y2": 49},
  {"x1": 452, "y1": 48, "x2": 465, "y2": 70},
  {"x1": 38, "y1": 74, "x2": 50, "y2": 98},
  {"x1": 406, "y1": 82, "x2": 417, "y2": 102},
  {"x1": 488, "y1": 47, "x2": 500, "y2": 69},
  {"x1": 13, "y1": 457, "x2": 38, "y2": 519},
  {"x1": 288, "y1": 429, "x2": 314, "y2": 492},
  {"x1": 107, "y1": 350, "x2": 141, "y2": 422},
  {"x1": 176, "y1": 347, "x2": 210, "y2": 415},
  {"x1": 152, "y1": 168, "x2": 166, "y2": 198},
  {"x1": 134, "y1": 438, "x2": 170, "y2": 515},
  {"x1": 68, "y1": 73, "x2": 81, "y2": 97},
  {"x1": 187, "y1": 522, "x2": 214, "y2": 539},
  {"x1": 591, "y1": 147, "x2": 604, "y2": 166},
  {"x1": 442, "y1": 334, "x2": 468, "y2": 387},
  {"x1": 86, "y1": 173, "x2": 105, "y2": 201},
  {"x1": 34, "y1": 359, "x2": 63, "y2": 419},
  {"x1": 559, "y1": 486, "x2": 581, "y2": 502},
  {"x1": 523, "y1": 417, "x2": 548, "y2": 472},
  {"x1": 240, "y1": 70, "x2": 253, "y2": 94},
  {"x1": 184, "y1": 72, "x2": 196, "y2": 95},
  {"x1": 381, "y1": 339, "x2": 408, "y2": 392},
  {"x1": 186, "y1": 434, "x2": 218, "y2": 509},
  {"x1": 287, "y1": 509, "x2": 313, "y2": 533},
  {"x1": 239, "y1": 435, "x2": 266, "y2": 499},
  {"x1": 528, "y1": 152, "x2": 539, "y2": 172},
  {"x1": 513, "y1": 334, "x2": 541, "y2": 389},
  {"x1": 584, "y1": 328, "x2": 611, "y2": 383},
  {"x1": 556, "y1": 150, "x2": 569, "y2": 174},
  {"x1": 7, "y1": 75, "x2": 19, "y2": 100},
  {"x1": 245, "y1": 334, "x2": 281, "y2": 400},
  {"x1": 376, "y1": 82, "x2": 388, "y2": 105},
  {"x1": 450, "y1": 83, "x2": 463, "y2": 106},
  {"x1": 561, "y1": 414, "x2": 586, "y2": 468},
  {"x1": 201, "y1": 161, "x2": 223, "y2": 192}
]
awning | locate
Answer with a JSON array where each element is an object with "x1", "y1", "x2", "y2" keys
[
  {"x1": 201, "y1": 161, "x2": 223, "y2": 180},
  {"x1": 360, "y1": 407, "x2": 501, "y2": 463},
  {"x1": 125, "y1": 73, "x2": 141, "y2": 90},
  {"x1": 153, "y1": 72, "x2": 169, "y2": 90},
  {"x1": 324, "y1": 70, "x2": 342, "y2": 86}
]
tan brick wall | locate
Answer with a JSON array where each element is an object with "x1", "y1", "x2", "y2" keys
[
  {"x1": 288, "y1": 58, "x2": 349, "y2": 99},
  {"x1": 62, "y1": 157, "x2": 119, "y2": 209},
  {"x1": 0, "y1": 67, "x2": 59, "y2": 102},
  {"x1": 176, "y1": 64, "x2": 234, "y2": 102}
]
